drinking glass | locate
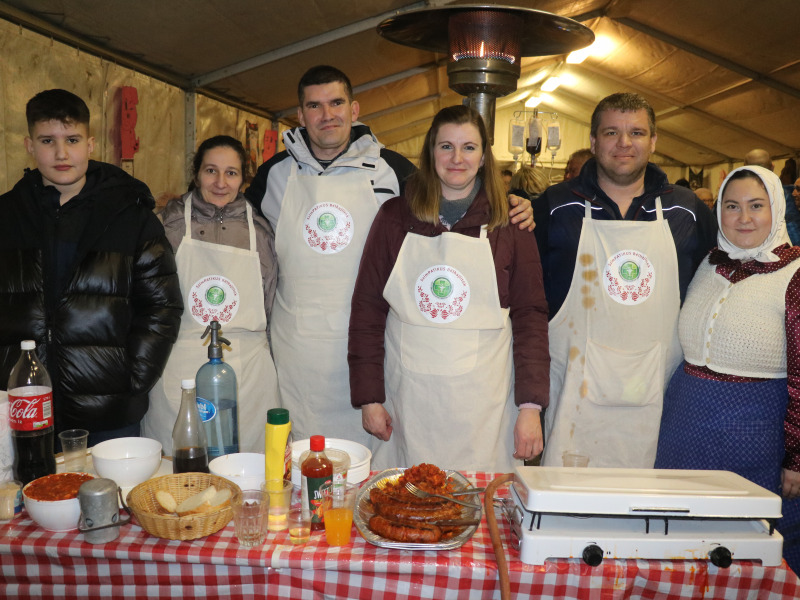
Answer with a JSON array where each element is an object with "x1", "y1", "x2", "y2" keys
[
  {"x1": 231, "y1": 489, "x2": 269, "y2": 547},
  {"x1": 58, "y1": 429, "x2": 89, "y2": 472},
  {"x1": 562, "y1": 452, "x2": 590, "y2": 467},
  {"x1": 287, "y1": 508, "x2": 311, "y2": 545},
  {"x1": 262, "y1": 479, "x2": 293, "y2": 532},
  {"x1": 322, "y1": 482, "x2": 358, "y2": 546}
]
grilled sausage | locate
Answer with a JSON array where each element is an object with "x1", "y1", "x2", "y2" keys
[
  {"x1": 375, "y1": 500, "x2": 462, "y2": 522},
  {"x1": 368, "y1": 515, "x2": 442, "y2": 543}
]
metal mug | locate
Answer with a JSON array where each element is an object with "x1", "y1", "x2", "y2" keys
[{"x1": 78, "y1": 478, "x2": 131, "y2": 544}]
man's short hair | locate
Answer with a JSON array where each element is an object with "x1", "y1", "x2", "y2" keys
[
  {"x1": 297, "y1": 65, "x2": 354, "y2": 104},
  {"x1": 26, "y1": 89, "x2": 90, "y2": 134},
  {"x1": 590, "y1": 92, "x2": 656, "y2": 138}
]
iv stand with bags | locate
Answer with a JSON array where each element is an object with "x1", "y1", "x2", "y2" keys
[{"x1": 509, "y1": 109, "x2": 562, "y2": 168}]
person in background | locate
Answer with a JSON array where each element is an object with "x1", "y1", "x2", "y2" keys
[
  {"x1": 780, "y1": 158, "x2": 797, "y2": 187},
  {"x1": 0, "y1": 89, "x2": 182, "y2": 446},
  {"x1": 501, "y1": 168, "x2": 513, "y2": 193},
  {"x1": 694, "y1": 187, "x2": 715, "y2": 210},
  {"x1": 348, "y1": 105, "x2": 549, "y2": 471},
  {"x1": 563, "y1": 148, "x2": 592, "y2": 182},
  {"x1": 245, "y1": 65, "x2": 534, "y2": 446},
  {"x1": 745, "y1": 148, "x2": 800, "y2": 245},
  {"x1": 143, "y1": 136, "x2": 279, "y2": 455},
  {"x1": 532, "y1": 92, "x2": 717, "y2": 468},
  {"x1": 674, "y1": 178, "x2": 691, "y2": 188},
  {"x1": 793, "y1": 176, "x2": 800, "y2": 212},
  {"x1": 509, "y1": 164, "x2": 549, "y2": 201},
  {"x1": 655, "y1": 165, "x2": 800, "y2": 572}
]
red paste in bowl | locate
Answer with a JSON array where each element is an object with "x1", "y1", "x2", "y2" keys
[{"x1": 25, "y1": 472, "x2": 94, "y2": 501}]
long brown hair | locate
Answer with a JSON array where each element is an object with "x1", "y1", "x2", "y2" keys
[{"x1": 408, "y1": 105, "x2": 508, "y2": 231}]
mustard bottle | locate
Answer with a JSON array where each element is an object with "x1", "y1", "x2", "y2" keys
[{"x1": 265, "y1": 408, "x2": 292, "y2": 482}]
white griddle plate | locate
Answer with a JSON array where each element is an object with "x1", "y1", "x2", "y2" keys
[{"x1": 512, "y1": 467, "x2": 782, "y2": 519}]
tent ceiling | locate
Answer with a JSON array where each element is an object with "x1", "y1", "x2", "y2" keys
[{"x1": 2, "y1": 0, "x2": 799, "y2": 166}]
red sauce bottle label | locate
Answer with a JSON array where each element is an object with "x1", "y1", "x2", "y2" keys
[
  {"x1": 8, "y1": 390, "x2": 53, "y2": 431},
  {"x1": 301, "y1": 454, "x2": 333, "y2": 530}
]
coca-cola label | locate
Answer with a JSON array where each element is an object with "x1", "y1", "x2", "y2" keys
[{"x1": 8, "y1": 388, "x2": 53, "y2": 431}]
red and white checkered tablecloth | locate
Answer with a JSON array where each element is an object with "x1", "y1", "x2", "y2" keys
[{"x1": 1, "y1": 472, "x2": 798, "y2": 599}]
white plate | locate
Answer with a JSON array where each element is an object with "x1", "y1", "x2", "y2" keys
[
  {"x1": 291, "y1": 438, "x2": 371, "y2": 486},
  {"x1": 353, "y1": 468, "x2": 481, "y2": 551}
]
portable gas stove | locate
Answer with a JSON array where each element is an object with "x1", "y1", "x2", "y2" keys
[{"x1": 501, "y1": 467, "x2": 784, "y2": 567}]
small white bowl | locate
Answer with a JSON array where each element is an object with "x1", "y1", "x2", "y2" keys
[
  {"x1": 91, "y1": 437, "x2": 163, "y2": 488},
  {"x1": 208, "y1": 452, "x2": 265, "y2": 491},
  {"x1": 23, "y1": 472, "x2": 93, "y2": 531},
  {"x1": 291, "y1": 438, "x2": 371, "y2": 487}
]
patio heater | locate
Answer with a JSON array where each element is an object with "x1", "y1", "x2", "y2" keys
[{"x1": 377, "y1": 4, "x2": 594, "y2": 143}]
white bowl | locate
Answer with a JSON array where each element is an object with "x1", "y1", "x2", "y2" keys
[
  {"x1": 291, "y1": 438, "x2": 371, "y2": 487},
  {"x1": 208, "y1": 452, "x2": 265, "y2": 491},
  {"x1": 91, "y1": 437, "x2": 163, "y2": 488},
  {"x1": 23, "y1": 472, "x2": 93, "y2": 531}
]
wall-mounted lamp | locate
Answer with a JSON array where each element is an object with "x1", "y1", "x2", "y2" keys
[{"x1": 377, "y1": 4, "x2": 593, "y2": 143}]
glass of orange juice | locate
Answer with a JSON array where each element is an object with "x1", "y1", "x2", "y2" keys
[{"x1": 322, "y1": 482, "x2": 358, "y2": 546}]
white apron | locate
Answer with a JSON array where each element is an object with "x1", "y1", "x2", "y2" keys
[
  {"x1": 374, "y1": 227, "x2": 518, "y2": 472},
  {"x1": 143, "y1": 200, "x2": 279, "y2": 455},
  {"x1": 542, "y1": 198, "x2": 682, "y2": 468},
  {"x1": 271, "y1": 163, "x2": 377, "y2": 447}
]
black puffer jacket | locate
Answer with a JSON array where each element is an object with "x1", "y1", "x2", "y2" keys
[{"x1": 0, "y1": 161, "x2": 183, "y2": 434}]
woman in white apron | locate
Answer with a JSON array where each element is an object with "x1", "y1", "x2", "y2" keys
[
  {"x1": 348, "y1": 106, "x2": 550, "y2": 472},
  {"x1": 143, "y1": 136, "x2": 280, "y2": 455}
]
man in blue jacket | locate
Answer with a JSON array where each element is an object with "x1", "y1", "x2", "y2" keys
[{"x1": 534, "y1": 92, "x2": 717, "y2": 468}]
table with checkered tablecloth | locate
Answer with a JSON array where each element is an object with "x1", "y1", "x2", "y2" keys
[{"x1": 1, "y1": 472, "x2": 798, "y2": 599}]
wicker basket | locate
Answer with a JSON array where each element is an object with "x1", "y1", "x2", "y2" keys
[{"x1": 127, "y1": 472, "x2": 241, "y2": 541}]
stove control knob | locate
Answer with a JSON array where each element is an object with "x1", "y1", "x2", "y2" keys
[
  {"x1": 709, "y1": 546, "x2": 732, "y2": 568},
  {"x1": 582, "y1": 544, "x2": 604, "y2": 567}
]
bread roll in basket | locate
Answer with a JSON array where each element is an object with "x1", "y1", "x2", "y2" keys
[{"x1": 127, "y1": 472, "x2": 240, "y2": 541}]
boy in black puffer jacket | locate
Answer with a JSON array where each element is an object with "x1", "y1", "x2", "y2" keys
[{"x1": 0, "y1": 89, "x2": 183, "y2": 446}]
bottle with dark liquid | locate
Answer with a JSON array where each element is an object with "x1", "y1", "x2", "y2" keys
[
  {"x1": 172, "y1": 379, "x2": 209, "y2": 474},
  {"x1": 301, "y1": 435, "x2": 332, "y2": 531},
  {"x1": 8, "y1": 340, "x2": 56, "y2": 485}
]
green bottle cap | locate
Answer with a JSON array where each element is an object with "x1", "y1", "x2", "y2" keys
[{"x1": 267, "y1": 408, "x2": 290, "y2": 425}]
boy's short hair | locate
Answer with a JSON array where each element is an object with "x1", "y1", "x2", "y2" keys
[
  {"x1": 297, "y1": 65, "x2": 353, "y2": 104},
  {"x1": 26, "y1": 89, "x2": 90, "y2": 134}
]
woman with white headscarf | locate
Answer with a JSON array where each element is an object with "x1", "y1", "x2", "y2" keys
[{"x1": 655, "y1": 165, "x2": 800, "y2": 571}]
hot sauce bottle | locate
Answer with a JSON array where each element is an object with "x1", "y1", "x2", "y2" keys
[{"x1": 301, "y1": 435, "x2": 332, "y2": 531}]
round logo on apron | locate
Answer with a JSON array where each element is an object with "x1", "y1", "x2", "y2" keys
[
  {"x1": 603, "y1": 249, "x2": 656, "y2": 305},
  {"x1": 415, "y1": 265, "x2": 470, "y2": 323},
  {"x1": 188, "y1": 274, "x2": 241, "y2": 324},
  {"x1": 303, "y1": 202, "x2": 354, "y2": 254}
]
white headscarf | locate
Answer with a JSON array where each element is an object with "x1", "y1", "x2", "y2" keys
[{"x1": 716, "y1": 165, "x2": 790, "y2": 263}]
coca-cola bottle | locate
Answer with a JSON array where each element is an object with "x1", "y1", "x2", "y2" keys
[{"x1": 8, "y1": 340, "x2": 56, "y2": 485}]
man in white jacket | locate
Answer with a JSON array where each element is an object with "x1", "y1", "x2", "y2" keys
[{"x1": 246, "y1": 65, "x2": 532, "y2": 447}]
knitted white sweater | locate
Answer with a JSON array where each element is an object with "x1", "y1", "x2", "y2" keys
[{"x1": 679, "y1": 257, "x2": 800, "y2": 378}]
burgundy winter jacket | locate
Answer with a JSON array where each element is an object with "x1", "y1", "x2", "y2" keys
[{"x1": 348, "y1": 186, "x2": 550, "y2": 409}]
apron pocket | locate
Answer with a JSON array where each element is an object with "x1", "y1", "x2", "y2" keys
[
  {"x1": 585, "y1": 338, "x2": 663, "y2": 407},
  {"x1": 399, "y1": 322, "x2": 479, "y2": 376},
  {"x1": 296, "y1": 307, "x2": 348, "y2": 338}
]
